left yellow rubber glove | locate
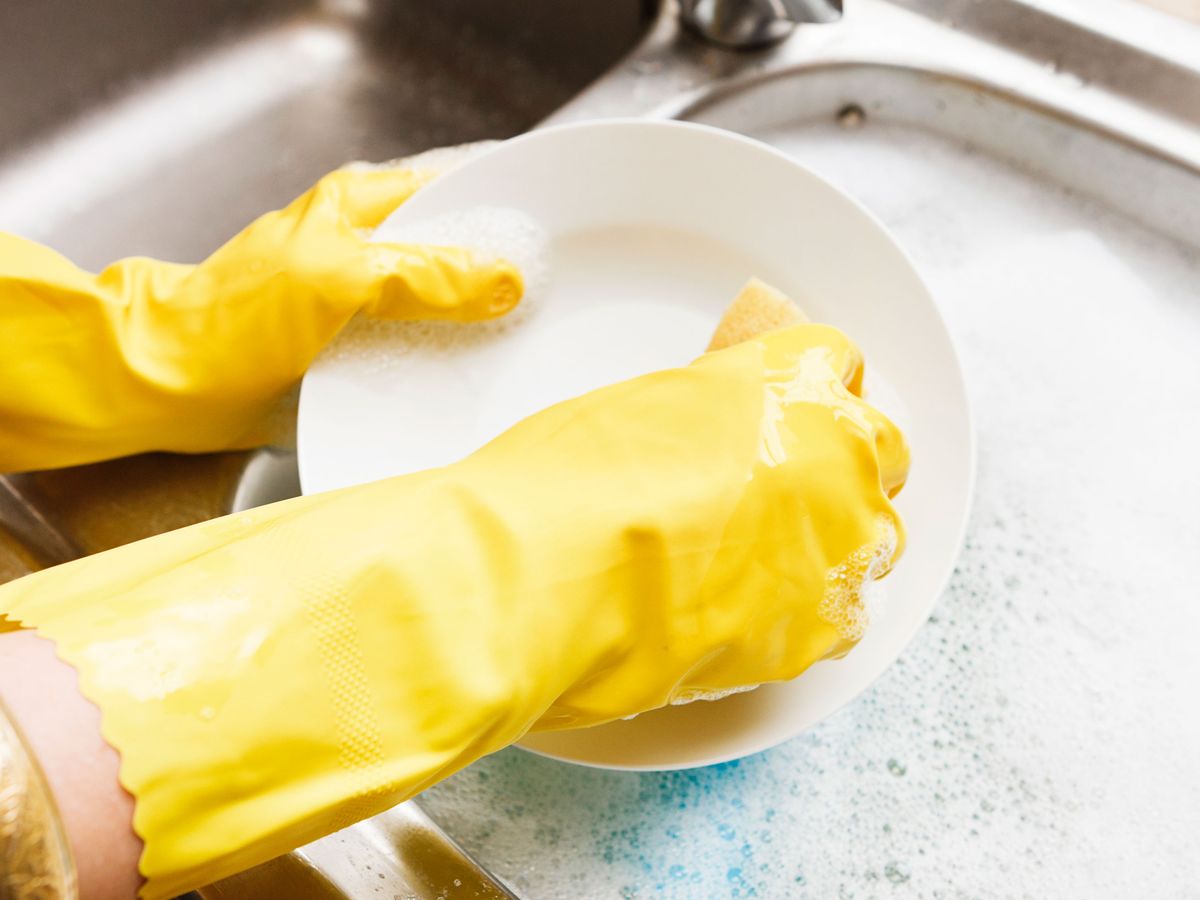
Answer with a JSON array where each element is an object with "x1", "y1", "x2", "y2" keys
[
  {"x1": 0, "y1": 318, "x2": 907, "y2": 899},
  {"x1": 0, "y1": 158, "x2": 522, "y2": 473}
]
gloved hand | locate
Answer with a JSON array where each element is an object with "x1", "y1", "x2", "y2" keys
[
  {"x1": 0, "y1": 309, "x2": 908, "y2": 899},
  {"x1": 0, "y1": 150, "x2": 522, "y2": 473}
]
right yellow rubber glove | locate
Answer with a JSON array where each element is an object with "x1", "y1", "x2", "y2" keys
[
  {"x1": 0, "y1": 321, "x2": 908, "y2": 899},
  {"x1": 0, "y1": 150, "x2": 521, "y2": 473}
]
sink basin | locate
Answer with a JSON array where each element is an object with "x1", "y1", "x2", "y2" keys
[
  {"x1": 0, "y1": 0, "x2": 647, "y2": 266},
  {"x1": 5, "y1": 0, "x2": 1200, "y2": 897},
  {"x1": 0, "y1": 0, "x2": 649, "y2": 581},
  {"x1": 0, "y1": 2, "x2": 648, "y2": 897}
]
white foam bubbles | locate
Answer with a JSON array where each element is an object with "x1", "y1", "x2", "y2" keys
[
  {"x1": 384, "y1": 204, "x2": 551, "y2": 309},
  {"x1": 819, "y1": 513, "x2": 899, "y2": 642},
  {"x1": 670, "y1": 684, "x2": 762, "y2": 706},
  {"x1": 318, "y1": 205, "x2": 551, "y2": 377}
]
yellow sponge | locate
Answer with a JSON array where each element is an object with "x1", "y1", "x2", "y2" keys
[{"x1": 707, "y1": 278, "x2": 808, "y2": 351}]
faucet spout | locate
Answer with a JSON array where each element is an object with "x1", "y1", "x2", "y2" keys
[{"x1": 678, "y1": 0, "x2": 842, "y2": 49}]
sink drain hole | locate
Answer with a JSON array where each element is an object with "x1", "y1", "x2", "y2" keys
[{"x1": 836, "y1": 103, "x2": 866, "y2": 129}]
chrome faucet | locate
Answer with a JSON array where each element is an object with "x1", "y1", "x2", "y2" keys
[{"x1": 678, "y1": 0, "x2": 843, "y2": 49}]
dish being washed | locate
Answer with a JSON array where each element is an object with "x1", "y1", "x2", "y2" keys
[{"x1": 297, "y1": 119, "x2": 973, "y2": 769}]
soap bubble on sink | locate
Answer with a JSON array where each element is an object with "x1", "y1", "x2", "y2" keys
[{"x1": 321, "y1": 204, "x2": 550, "y2": 375}]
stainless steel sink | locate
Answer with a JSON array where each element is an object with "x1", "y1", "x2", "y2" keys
[
  {"x1": 0, "y1": 0, "x2": 649, "y2": 267},
  {"x1": 0, "y1": 0, "x2": 649, "y2": 582},
  {"x1": 5, "y1": 0, "x2": 1200, "y2": 897},
  {"x1": 0, "y1": 2, "x2": 649, "y2": 897}
]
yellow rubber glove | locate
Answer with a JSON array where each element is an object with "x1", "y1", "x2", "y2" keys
[
  {"x1": 0, "y1": 156, "x2": 522, "y2": 473},
  {"x1": 0, "y1": 321, "x2": 908, "y2": 899}
]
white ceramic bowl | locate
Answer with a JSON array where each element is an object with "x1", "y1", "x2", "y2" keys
[{"x1": 298, "y1": 120, "x2": 973, "y2": 770}]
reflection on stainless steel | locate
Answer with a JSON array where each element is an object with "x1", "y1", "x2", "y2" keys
[
  {"x1": 0, "y1": 0, "x2": 647, "y2": 267},
  {"x1": 0, "y1": 2, "x2": 647, "y2": 898},
  {"x1": 0, "y1": 0, "x2": 648, "y2": 567},
  {"x1": 0, "y1": 477, "x2": 82, "y2": 569},
  {"x1": 228, "y1": 448, "x2": 302, "y2": 516},
  {"x1": 4, "y1": 0, "x2": 1200, "y2": 895},
  {"x1": 201, "y1": 804, "x2": 517, "y2": 900},
  {"x1": 677, "y1": 0, "x2": 842, "y2": 49}
]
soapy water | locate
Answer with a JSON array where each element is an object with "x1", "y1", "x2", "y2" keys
[
  {"x1": 318, "y1": 204, "x2": 551, "y2": 376},
  {"x1": 412, "y1": 122, "x2": 1200, "y2": 900}
]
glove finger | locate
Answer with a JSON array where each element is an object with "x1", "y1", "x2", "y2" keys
[
  {"x1": 862, "y1": 401, "x2": 910, "y2": 500},
  {"x1": 818, "y1": 340, "x2": 909, "y2": 499},
  {"x1": 806, "y1": 330, "x2": 907, "y2": 497},
  {"x1": 759, "y1": 323, "x2": 909, "y2": 500},
  {"x1": 356, "y1": 241, "x2": 523, "y2": 322}
]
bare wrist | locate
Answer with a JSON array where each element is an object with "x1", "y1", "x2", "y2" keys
[{"x1": 0, "y1": 631, "x2": 142, "y2": 900}]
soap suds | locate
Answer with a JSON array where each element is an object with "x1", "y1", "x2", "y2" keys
[
  {"x1": 412, "y1": 121, "x2": 1200, "y2": 900},
  {"x1": 670, "y1": 684, "x2": 761, "y2": 706},
  {"x1": 319, "y1": 205, "x2": 550, "y2": 377},
  {"x1": 819, "y1": 513, "x2": 899, "y2": 642}
]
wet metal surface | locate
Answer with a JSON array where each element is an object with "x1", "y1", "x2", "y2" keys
[
  {"x1": 0, "y1": 0, "x2": 646, "y2": 572},
  {"x1": 0, "y1": 2, "x2": 646, "y2": 896}
]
